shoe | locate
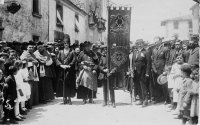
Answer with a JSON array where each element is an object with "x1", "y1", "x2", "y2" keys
[
  {"x1": 132, "y1": 98, "x2": 136, "y2": 102},
  {"x1": 164, "y1": 101, "x2": 170, "y2": 105},
  {"x1": 102, "y1": 102, "x2": 107, "y2": 107},
  {"x1": 142, "y1": 100, "x2": 148, "y2": 107},
  {"x1": 135, "y1": 100, "x2": 142, "y2": 105},
  {"x1": 0, "y1": 119, "x2": 9, "y2": 124},
  {"x1": 167, "y1": 107, "x2": 173, "y2": 112},
  {"x1": 21, "y1": 110, "x2": 27, "y2": 115},
  {"x1": 14, "y1": 116, "x2": 24, "y2": 121},
  {"x1": 68, "y1": 99, "x2": 72, "y2": 105},
  {"x1": 172, "y1": 110, "x2": 180, "y2": 115},
  {"x1": 89, "y1": 99, "x2": 94, "y2": 104},
  {"x1": 83, "y1": 99, "x2": 87, "y2": 104},
  {"x1": 112, "y1": 103, "x2": 116, "y2": 108},
  {"x1": 10, "y1": 119, "x2": 19, "y2": 124},
  {"x1": 19, "y1": 115, "x2": 26, "y2": 119},
  {"x1": 174, "y1": 115, "x2": 182, "y2": 119}
]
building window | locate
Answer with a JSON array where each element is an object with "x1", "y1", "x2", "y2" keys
[
  {"x1": 32, "y1": 0, "x2": 42, "y2": 18},
  {"x1": 32, "y1": 35, "x2": 40, "y2": 43},
  {"x1": 75, "y1": 14, "x2": 79, "y2": 22},
  {"x1": 189, "y1": 21, "x2": 193, "y2": 29},
  {"x1": 174, "y1": 21, "x2": 179, "y2": 29},
  {"x1": 56, "y1": 4, "x2": 63, "y2": 27}
]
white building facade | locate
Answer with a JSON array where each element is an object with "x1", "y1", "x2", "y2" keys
[
  {"x1": 190, "y1": 3, "x2": 200, "y2": 35},
  {"x1": 161, "y1": 16, "x2": 193, "y2": 41}
]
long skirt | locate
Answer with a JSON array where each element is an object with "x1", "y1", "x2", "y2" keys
[
  {"x1": 28, "y1": 81, "x2": 39, "y2": 106},
  {"x1": 56, "y1": 73, "x2": 76, "y2": 98},
  {"x1": 77, "y1": 85, "x2": 96, "y2": 99},
  {"x1": 39, "y1": 77, "x2": 54, "y2": 103}
]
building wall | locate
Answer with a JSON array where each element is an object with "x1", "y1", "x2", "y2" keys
[
  {"x1": 0, "y1": 0, "x2": 49, "y2": 42},
  {"x1": 191, "y1": 4, "x2": 200, "y2": 34},
  {"x1": 49, "y1": 0, "x2": 87, "y2": 44},
  {"x1": 49, "y1": 0, "x2": 56, "y2": 43},
  {"x1": 85, "y1": 0, "x2": 108, "y2": 44},
  {"x1": 164, "y1": 21, "x2": 191, "y2": 40}
]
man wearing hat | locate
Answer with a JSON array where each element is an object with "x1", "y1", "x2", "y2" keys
[
  {"x1": 132, "y1": 41, "x2": 150, "y2": 107},
  {"x1": 98, "y1": 44, "x2": 116, "y2": 107},
  {"x1": 151, "y1": 38, "x2": 170, "y2": 104}
]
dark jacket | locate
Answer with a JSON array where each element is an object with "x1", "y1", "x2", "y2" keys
[
  {"x1": 98, "y1": 55, "x2": 107, "y2": 80},
  {"x1": 132, "y1": 50, "x2": 150, "y2": 76},
  {"x1": 188, "y1": 47, "x2": 199, "y2": 66},
  {"x1": 56, "y1": 49, "x2": 76, "y2": 67},
  {"x1": 4, "y1": 75, "x2": 17, "y2": 101},
  {"x1": 182, "y1": 49, "x2": 190, "y2": 63},
  {"x1": 166, "y1": 49, "x2": 183, "y2": 66},
  {"x1": 152, "y1": 46, "x2": 168, "y2": 75}
]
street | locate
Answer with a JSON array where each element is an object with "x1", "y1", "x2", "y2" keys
[{"x1": 19, "y1": 88, "x2": 181, "y2": 125}]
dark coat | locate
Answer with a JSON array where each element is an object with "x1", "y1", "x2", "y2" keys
[
  {"x1": 98, "y1": 55, "x2": 107, "y2": 80},
  {"x1": 182, "y1": 49, "x2": 190, "y2": 63},
  {"x1": 4, "y1": 59, "x2": 15, "y2": 77},
  {"x1": 4, "y1": 75, "x2": 17, "y2": 101},
  {"x1": 166, "y1": 49, "x2": 183, "y2": 66},
  {"x1": 152, "y1": 46, "x2": 168, "y2": 75},
  {"x1": 132, "y1": 50, "x2": 150, "y2": 76},
  {"x1": 188, "y1": 47, "x2": 199, "y2": 66},
  {"x1": 56, "y1": 49, "x2": 77, "y2": 97}
]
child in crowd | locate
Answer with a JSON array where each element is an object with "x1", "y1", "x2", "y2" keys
[
  {"x1": 164, "y1": 66, "x2": 172, "y2": 106},
  {"x1": 14, "y1": 60, "x2": 27, "y2": 121},
  {"x1": 174, "y1": 64, "x2": 193, "y2": 121},
  {"x1": 182, "y1": 65, "x2": 199, "y2": 125},
  {"x1": 1, "y1": 66, "x2": 19, "y2": 124},
  {"x1": 168, "y1": 55, "x2": 184, "y2": 111},
  {"x1": 21, "y1": 60, "x2": 31, "y2": 113}
]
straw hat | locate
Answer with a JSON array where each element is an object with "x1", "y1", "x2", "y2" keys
[{"x1": 157, "y1": 74, "x2": 168, "y2": 85}]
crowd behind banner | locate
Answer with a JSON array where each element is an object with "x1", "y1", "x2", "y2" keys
[
  {"x1": 0, "y1": 34, "x2": 197, "y2": 124},
  {"x1": 128, "y1": 35, "x2": 199, "y2": 125}
]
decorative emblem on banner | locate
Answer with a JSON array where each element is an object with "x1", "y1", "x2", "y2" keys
[
  {"x1": 110, "y1": 14, "x2": 130, "y2": 34},
  {"x1": 111, "y1": 50, "x2": 127, "y2": 67}
]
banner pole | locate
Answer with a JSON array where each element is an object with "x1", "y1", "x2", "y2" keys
[{"x1": 107, "y1": 6, "x2": 110, "y2": 104}]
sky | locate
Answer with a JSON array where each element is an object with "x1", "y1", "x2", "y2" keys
[{"x1": 110, "y1": 0, "x2": 196, "y2": 43}]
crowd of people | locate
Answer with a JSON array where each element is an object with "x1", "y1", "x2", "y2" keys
[
  {"x1": 0, "y1": 34, "x2": 197, "y2": 124},
  {"x1": 128, "y1": 35, "x2": 199, "y2": 125}
]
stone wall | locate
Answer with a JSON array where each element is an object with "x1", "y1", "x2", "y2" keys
[{"x1": 0, "y1": 0, "x2": 49, "y2": 42}]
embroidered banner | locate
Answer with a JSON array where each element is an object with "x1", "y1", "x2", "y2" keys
[{"x1": 108, "y1": 7, "x2": 131, "y2": 89}]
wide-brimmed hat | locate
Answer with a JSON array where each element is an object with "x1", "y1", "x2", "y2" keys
[{"x1": 157, "y1": 74, "x2": 167, "y2": 85}]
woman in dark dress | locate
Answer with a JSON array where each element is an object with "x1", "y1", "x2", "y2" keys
[
  {"x1": 76, "y1": 41, "x2": 99, "y2": 104},
  {"x1": 56, "y1": 41, "x2": 76, "y2": 105}
]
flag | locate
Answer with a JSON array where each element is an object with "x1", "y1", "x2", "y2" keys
[
  {"x1": 107, "y1": 7, "x2": 132, "y2": 89},
  {"x1": 0, "y1": 0, "x2": 4, "y2": 5}
]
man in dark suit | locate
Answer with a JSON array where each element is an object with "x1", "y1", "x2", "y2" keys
[
  {"x1": 98, "y1": 45, "x2": 116, "y2": 108},
  {"x1": 188, "y1": 35, "x2": 199, "y2": 66},
  {"x1": 166, "y1": 40, "x2": 183, "y2": 66},
  {"x1": 132, "y1": 43, "x2": 150, "y2": 107},
  {"x1": 152, "y1": 42, "x2": 170, "y2": 104}
]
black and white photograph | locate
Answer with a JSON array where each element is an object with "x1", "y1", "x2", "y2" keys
[{"x1": 0, "y1": 0, "x2": 199, "y2": 125}]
